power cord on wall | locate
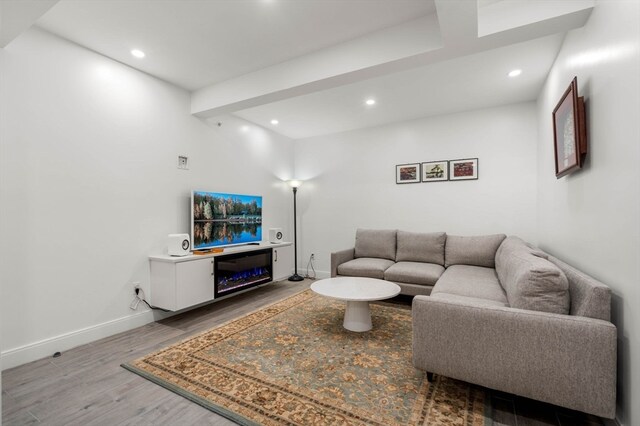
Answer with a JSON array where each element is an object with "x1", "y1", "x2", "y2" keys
[
  {"x1": 130, "y1": 287, "x2": 171, "y2": 312},
  {"x1": 305, "y1": 253, "x2": 316, "y2": 279}
]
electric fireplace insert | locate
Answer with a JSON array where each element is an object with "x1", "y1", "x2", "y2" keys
[{"x1": 214, "y1": 248, "x2": 273, "y2": 298}]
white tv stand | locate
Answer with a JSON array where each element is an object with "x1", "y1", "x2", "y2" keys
[{"x1": 148, "y1": 241, "x2": 293, "y2": 311}]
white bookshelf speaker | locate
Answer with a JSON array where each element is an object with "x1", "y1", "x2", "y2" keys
[
  {"x1": 168, "y1": 233, "x2": 190, "y2": 256},
  {"x1": 269, "y1": 228, "x2": 283, "y2": 243}
]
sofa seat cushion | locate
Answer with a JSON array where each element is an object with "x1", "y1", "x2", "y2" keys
[
  {"x1": 430, "y1": 292, "x2": 509, "y2": 308},
  {"x1": 396, "y1": 231, "x2": 446, "y2": 265},
  {"x1": 432, "y1": 265, "x2": 508, "y2": 305},
  {"x1": 384, "y1": 261, "x2": 444, "y2": 286},
  {"x1": 355, "y1": 228, "x2": 397, "y2": 261},
  {"x1": 496, "y1": 236, "x2": 569, "y2": 315},
  {"x1": 445, "y1": 234, "x2": 506, "y2": 268},
  {"x1": 394, "y1": 282, "x2": 435, "y2": 297},
  {"x1": 337, "y1": 257, "x2": 395, "y2": 279}
]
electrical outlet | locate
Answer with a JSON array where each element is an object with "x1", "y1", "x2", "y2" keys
[
  {"x1": 177, "y1": 155, "x2": 189, "y2": 170},
  {"x1": 130, "y1": 282, "x2": 142, "y2": 310}
]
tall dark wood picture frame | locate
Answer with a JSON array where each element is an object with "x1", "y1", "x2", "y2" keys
[{"x1": 552, "y1": 76, "x2": 587, "y2": 178}]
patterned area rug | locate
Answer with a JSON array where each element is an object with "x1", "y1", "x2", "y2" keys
[{"x1": 123, "y1": 289, "x2": 488, "y2": 425}]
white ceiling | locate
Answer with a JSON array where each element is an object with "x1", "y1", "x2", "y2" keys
[
  {"x1": 23, "y1": 0, "x2": 596, "y2": 140},
  {"x1": 235, "y1": 34, "x2": 564, "y2": 139},
  {"x1": 36, "y1": 0, "x2": 436, "y2": 91}
]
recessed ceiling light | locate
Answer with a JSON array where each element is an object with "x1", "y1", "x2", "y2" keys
[
  {"x1": 131, "y1": 49, "x2": 145, "y2": 58},
  {"x1": 365, "y1": 99, "x2": 376, "y2": 106},
  {"x1": 508, "y1": 69, "x2": 522, "y2": 77},
  {"x1": 241, "y1": 125, "x2": 250, "y2": 132},
  {"x1": 271, "y1": 119, "x2": 279, "y2": 125}
]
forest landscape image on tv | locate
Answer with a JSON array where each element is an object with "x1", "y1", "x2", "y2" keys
[{"x1": 192, "y1": 191, "x2": 262, "y2": 250}]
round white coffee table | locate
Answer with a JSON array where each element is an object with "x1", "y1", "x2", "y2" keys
[{"x1": 310, "y1": 277, "x2": 401, "y2": 332}]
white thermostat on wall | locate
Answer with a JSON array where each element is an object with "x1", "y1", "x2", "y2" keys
[
  {"x1": 269, "y1": 228, "x2": 283, "y2": 243},
  {"x1": 168, "y1": 233, "x2": 190, "y2": 256}
]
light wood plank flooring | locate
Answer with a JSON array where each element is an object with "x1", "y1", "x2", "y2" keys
[{"x1": 3, "y1": 280, "x2": 605, "y2": 425}]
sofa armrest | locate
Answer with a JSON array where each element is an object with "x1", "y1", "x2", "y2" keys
[
  {"x1": 330, "y1": 248, "x2": 355, "y2": 277},
  {"x1": 412, "y1": 296, "x2": 617, "y2": 419}
]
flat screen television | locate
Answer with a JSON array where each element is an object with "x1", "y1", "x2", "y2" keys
[{"x1": 191, "y1": 190, "x2": 262, "y2": 250}]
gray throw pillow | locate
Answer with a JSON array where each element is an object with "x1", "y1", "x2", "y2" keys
[
  {"x1": 396, "y1": 231, "x2": 446, "y2": 265},
  {"x1": 495, "y1": 238, "x2": 570, "y2": 314},
  {"x1": 445, "y1": 234, "x2": 506, "y2": 268},
  {"x1": 354, "y1": 229, "x2": 397, "y2": 261}
]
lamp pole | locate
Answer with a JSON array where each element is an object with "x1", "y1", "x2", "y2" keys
[{"x1": 288, "y1": 182, "x2": 304, "y2": 282}]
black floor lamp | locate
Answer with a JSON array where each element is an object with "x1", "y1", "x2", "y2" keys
[{"x1": 288, "y1": 180, "x2": 304, "y2": 282}]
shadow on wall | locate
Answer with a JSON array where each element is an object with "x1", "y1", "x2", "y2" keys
[{"x1": 200, "y1": 115, "x2": 295, "y2": 182}]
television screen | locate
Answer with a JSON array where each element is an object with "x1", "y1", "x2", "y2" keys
[{"x1": 191, "y1": 191, "x2": 262, "y2": 250}]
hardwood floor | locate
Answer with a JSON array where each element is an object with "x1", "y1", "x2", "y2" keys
[
  {"x1": 2, "y1": 280, "x2": 310, "y2": 426},
  {"x1": 2, "y1": 279, "x2": 605, "y2": 425}
]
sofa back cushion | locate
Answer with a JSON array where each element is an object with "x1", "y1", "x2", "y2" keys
[
  {"x1": 354, "y1": 229, "x2": 397, "y2": 261},
  {"x1": 495, "y1": 236, "x2": 570, "y2": 315},
  {"x1": 445, "y1": 234, "x2": 506, "y2": 268},
  {"x1": 396, "y1": 231, "x2": 446, "y2": 265}
]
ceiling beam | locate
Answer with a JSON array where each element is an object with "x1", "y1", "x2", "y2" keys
[
  {"x1": 0, "y1": 0, "x2": 59, "y2": 48},
  {"x1": 434, "y1": 0, "x2": 479, "y2": 48},
  {"x1": 190, "y1": 0, "x2": 594, "y2": 119},
  {"x1": 191, "y1": 15, "x2": 443, "y2": 118}
]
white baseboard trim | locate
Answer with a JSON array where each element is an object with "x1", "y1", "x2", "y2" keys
[{"x1": 1, "y1": 310, "x2": 155, "y2": 371}]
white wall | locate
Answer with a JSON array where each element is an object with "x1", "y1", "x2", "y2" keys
[
  {"x1": 0, "y1": 28, "x2": 295, "y2": 369},
  {"x1": 536, "y1": 1, "x2": 640, "y2": 425},
  {"x1": 0, "y1": 35, "x2": 4, "y2": 424},
  {"x1": 293, "y1": 103, "x2": 539, "y2": 276}
]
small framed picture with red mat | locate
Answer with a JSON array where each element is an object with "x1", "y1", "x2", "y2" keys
[
  {"x1": 449, "y1": 158, "x2": 478, "y2": 181},
  {"x1": 396, "y1": 163, "x2": 420, "y2": 184}
]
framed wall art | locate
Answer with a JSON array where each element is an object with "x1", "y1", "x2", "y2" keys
[
  {"x1": 396, "y1": 163, "x2": 420, "y2": 184},
  {"x1": 421, "y1": 161, "x2": 448, "y2": 182},
  {"x1": 552, "y1": 76, "x2": 587, "y2": 178},
  {"x1": 449, "y1": 158, "x2": 478, "y2": 181}
]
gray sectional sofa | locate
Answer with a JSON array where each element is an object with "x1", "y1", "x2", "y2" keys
[{"x1": 330, "y1": 229, "x2": 617, "y2": 419}]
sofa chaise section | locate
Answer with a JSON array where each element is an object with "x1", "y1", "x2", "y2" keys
[
  {"x1": 412, "y1": 236, "x2": 617, "y2": 418},
  {"x1": 412, "y1": 296, "x2": 616, "y2": 418}
]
